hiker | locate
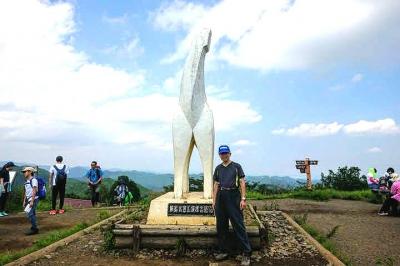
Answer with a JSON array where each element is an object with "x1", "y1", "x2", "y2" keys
[
  {"x1": 0, "y1": 162, "x2": 16, "y2": 217},
  {"x1": 378, "y1": 178, "x2": 400, "y2": 216},
  {"x1": 114, "y1": 179, "x2": 128, "y2": 206},
  {"x1": 367, "y1": 167, "x2": 379, "y2": 190},
  {"x1": 22, "y1": 167, "x2": 39, "y2": 235},
  {"x1": 385, "y1": 168, "x2": 399, "y2": 188},
  {"x1": 212, "y1": 145, "x2": 251, "y2": 266},
  {"x1": 49, "y1": 156, "x2": 69, "y2": 215},
  {"x1": 86, "y1": 161, "x2": 103, "y2": 207}
]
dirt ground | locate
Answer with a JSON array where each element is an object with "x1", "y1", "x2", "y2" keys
[
  {"x1": 63, "y1": 198, "x2": 93, "y2": 208},
  {"x1": 251, "y1": 199, "x2": 400, "y2": 266},
  {"x1": 0, "y1": 208, "x2": 120, "y2": 253}
]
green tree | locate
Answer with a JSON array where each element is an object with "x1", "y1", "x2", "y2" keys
[
  {"x1": 163, "y1": 176, "x2": 204, "y2": 192},
  {"x1": 189, "y1": 176, "x2": 203, "y2": 191},
  {"x1": 321, "y1": 166, "x2": 367, "y2": 191}
]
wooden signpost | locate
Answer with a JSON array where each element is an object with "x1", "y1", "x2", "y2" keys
[{"x1": 295, "y1": 158, "x2": 318, "y2": 190}]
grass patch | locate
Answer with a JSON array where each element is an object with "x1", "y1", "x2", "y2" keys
[
  {"x1": 376, "y1": 256, "x2": 396, "y2": 266},
  {"x1": 247, "y1": 188, "x2": 379, "y2": 203},
  {"x1": 293, "y1": 216, "x2": 351, "y2": 265},
  {"x1": 101, "y1": 225, "x2": 115, "y2": 251},
  {"x1": 97, "y1": 210, "x2": 111, "y2": 221},
  {"x1": 0, "y1": 222, "x2": 88, "y2": 265}
]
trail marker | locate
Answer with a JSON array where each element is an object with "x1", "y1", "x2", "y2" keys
[{"x1": 295, "y1": 158, "x2": 318, "y2": 190}]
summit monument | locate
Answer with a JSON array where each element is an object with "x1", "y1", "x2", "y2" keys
[{"x1": 147, "y1": 28, "x2": 215, "y2": 225}]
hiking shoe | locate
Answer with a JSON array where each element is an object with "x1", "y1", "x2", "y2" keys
[
  {"x1": 378, "y1": 212, "x2": 389, "y2": 216},
  {"x1": 2, "y1": 211, "x2": 8, "y2": 216},
  {"x1": 49, "y1": 210, "x2": 57, "y2": 215},
  {"x1": 58, "y1": 209, "x2": 65, "y2": 214},
  {"x1": 241, "y1": 256, "x2": 251, "y2": 266},
  {"x1": 0, "y1": 212, "x2": 4, "y2": 217},
  {"x1": 25, "y1": 228, "x2": 39, "y2": 235},
  {"x1": 215, "y1": 253, "x2": 229, "y2": 261}
]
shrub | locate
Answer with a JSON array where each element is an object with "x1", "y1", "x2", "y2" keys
[
  {"x1": 102, "y1": 225, "x2": 115, "y2": 251},
  {"x1": 321, "y1": 166, "x2": 368, "y2": 191}
]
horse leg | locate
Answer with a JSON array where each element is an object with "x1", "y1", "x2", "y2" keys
[
  {"x1": 173, "y1": 110, "x2": 195, "y2": 199},
  {"x1": 193, "y1": 105, "x2": 215, "y2": 199}
]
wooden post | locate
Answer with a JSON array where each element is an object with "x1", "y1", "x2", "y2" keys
[
  {"x1": 295, "y1": 158, "x2": 318, "y2": 190},
  {"x1": 305, "y1": 158, "x2": 312, "y2": 190}
]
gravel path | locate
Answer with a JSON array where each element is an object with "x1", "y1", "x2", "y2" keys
[{"x1": 30, "y1": 210, "x2": 328, "y2": 266}]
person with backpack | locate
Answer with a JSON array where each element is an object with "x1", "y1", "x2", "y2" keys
[
  {"x1": 22, "y1": 167, "x2": 40, "y2": 235},
  {"x1": 0, "y1": 162, "x2": 16, "y2": 217},
  {"x1": 86, "y1": 161, "x2": 103, "y2": 207},
  {"x1": 114, "y1": 179, "x2": 129, "y2": 206},
  {"x1": 212, "y1": 145, "x2": 251, "y2": 266},
  {"x1": 49, "y1": 156, "x2": 69, "y2": 215}
]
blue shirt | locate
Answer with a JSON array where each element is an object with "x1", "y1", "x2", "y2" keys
[{"x1": 86, "y1": 168, "x2": 103, "y2": 183}]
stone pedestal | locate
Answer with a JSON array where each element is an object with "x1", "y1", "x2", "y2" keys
[{"x1": 146, "y1": 192, "x2": 216, "y2": 226}]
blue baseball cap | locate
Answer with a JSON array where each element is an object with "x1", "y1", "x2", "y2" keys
[{"x1": 218, "y1": 145, "x2": 231, "y2": 154}]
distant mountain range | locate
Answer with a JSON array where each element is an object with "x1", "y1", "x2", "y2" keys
[
  {"x1": 246, "y1": 175, "x2": 304, "y2": 188},
  {"x1": 1, "y1": 161, "x2": 304, "y2": 191}
]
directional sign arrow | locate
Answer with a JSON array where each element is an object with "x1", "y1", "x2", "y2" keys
[
  {"x1": 296, "y1": 160, "x2": 306, "y2": 165},
  {"x1": 300, "y1": 169, "x2": 306, "y2": 173},
  {"x1": 296, "y1": 165, "x2": 306, "y2": 170},
  {"x1": 309, "y1": 160, "x2": 318, "y2": 165}
]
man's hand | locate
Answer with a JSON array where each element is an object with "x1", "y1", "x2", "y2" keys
[
  {"x1": 212, "y1": 200, "x2": 216, "y2": 210},
  {"x1": 240, "y1": 199, "x2": 246, "y2": 210},
  {"x1": 29, "y1": 200, "x2": 33, "y2": 208}
]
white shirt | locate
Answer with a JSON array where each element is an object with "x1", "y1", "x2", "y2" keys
[
  {"x1": 25, "y1": 177, "x2": 39, "y2": 200},
  {"x1": 49, "y1": 163, "x2": 70, "y2": 186}
]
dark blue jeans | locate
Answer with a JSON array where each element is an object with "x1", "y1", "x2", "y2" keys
[
  {"x1": 26, "y1": 198, "x2": 39, "y2": 230},
  {"x1": 215, "y1": 189, "x2": 252, "y2": 256}
]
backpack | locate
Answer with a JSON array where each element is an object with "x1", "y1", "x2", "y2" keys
[
  {"x1": 54, "y1": 165, "x2": 67, "y2": 182},
  {"x1": 124, "y1": 192, "x2": 133, "y2": 205},
  {"x1": 30, "y1": 177, "x2": 46, "y2": 200}
]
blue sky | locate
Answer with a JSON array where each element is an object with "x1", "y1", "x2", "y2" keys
[{"x1": 0, "y1": 0, "x2": 399, "y2": 178}]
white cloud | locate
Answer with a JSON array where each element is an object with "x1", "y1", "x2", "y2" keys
[
  {"x1": 102, "y1": 37, "x2": 144, "y2": 59},
  {"x1": 0, "y1": 0, "x2": 261, "y2": 157},
  {"x1": 272, "y1": 122, "x2": 343, "y2": 137},
  {"x1": 150, "y1": 0, "x2": 207, "y2": 32},
  {"x1": 152, "y1": 0, "x2": 400, "y2": 70},
  {"x1": 368, "y1": 147, "x2": 382, "y2": 153},
  {"x1": 232, "y1": 140, "x2": 255, "y2": 146},
  {"x1": 351, "y1": 73, "x2": 363, "y2": 82},
  {"x1": 343, "y1": 118, "x2": 400, "y2": 135},
  {"x1": 272, "y1": 118, "x2": 400, "y2": 137},
  {"x1": 102, "y1": 13, "x2": 128, "y2": 25}
]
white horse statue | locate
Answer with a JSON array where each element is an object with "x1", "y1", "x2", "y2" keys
[{"x1": 172, "y1": 28, "x2": 214, "y2": 199}]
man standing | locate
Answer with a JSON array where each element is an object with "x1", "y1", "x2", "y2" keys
[
  {"x1": 49, "y1": 156, "x2": 69, "y2": 215},
  {"x1": 0, "y1": 162, "x2": 16, "y2": 217},
  {"x1": 22, "y1": 167, "x2": 39, "y2": 235},
  {"x1": 86, "y1": 161, "x2": 103, "y2": 207},
  {"x1": 213, "y1": 145, "x2": 251, "y2": 266}
]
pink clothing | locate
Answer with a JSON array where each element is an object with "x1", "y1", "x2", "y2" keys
[
  {"x1": 367, "y1": 171, "x2": 379, "y2": 184},
  {"x1": 391, "y1": 181, "x2": 400, "y2": 202}
]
